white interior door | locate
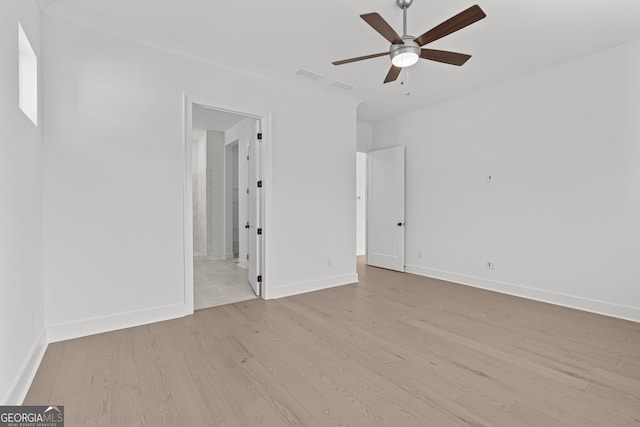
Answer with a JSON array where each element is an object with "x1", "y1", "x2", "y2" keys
[
  {"x1": 247, "y1": 123, "x2": 262, "y2": 296},
  {"x1": 367, "y1": 146, "x2": 405, "y2": 271}
]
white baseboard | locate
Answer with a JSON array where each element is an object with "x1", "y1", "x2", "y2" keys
[
  {"x1": 269, "y1": 273, "x2": 359, "y2": 300},
  {"x1": 47, "y1": 303, "x2": 190, "y2": 343},
  {"x1": 405, "y1": 264, "x2": 640, "y2": 323},
  {"x1": 2, "y1": 329, "x2": 48, "y2": 405}
]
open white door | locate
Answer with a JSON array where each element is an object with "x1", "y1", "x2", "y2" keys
[
  {"x1": 247, "y1": 122, "x2": 262, "y2": 296},
  {"x1": 367, "y1": 146, "x2": 405, "y2": 271}
]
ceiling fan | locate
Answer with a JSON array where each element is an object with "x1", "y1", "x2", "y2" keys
[{"x1": 332, "y1": 0, "x2": 486, "y2": 83}]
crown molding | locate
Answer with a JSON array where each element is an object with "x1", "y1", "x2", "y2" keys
[
  {"x1": 378, "y1": 38, "x2": 640, "y2": 124},
  {"x1": 41, "y1": 2, "x2": 361, "y2": 107},
  {"x1": 36, "y1": 0, "x2": 55, "y2": 14}
]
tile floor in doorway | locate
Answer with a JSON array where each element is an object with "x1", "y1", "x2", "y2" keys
[{"x1": 194, "y1": 258, "x2": 257, "y2": 310}]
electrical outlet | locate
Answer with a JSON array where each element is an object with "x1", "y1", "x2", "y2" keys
[
  {"x1": 486, "y1": 260, "x2": 495, "y2": 270},
  {"x1": 417, "y1": 251, "x2": 422, "y2": 258},
  {"x1": 487, "y1": 174, "x2": 494, "y2": 183}
]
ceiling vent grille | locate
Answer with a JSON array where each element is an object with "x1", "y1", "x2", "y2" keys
[
  {"x1": 329, "y1": 81, "x2": 355, "y2": 91},
  {"x1": 294, "y1": 68, "x2": 324, "y2": 81}
]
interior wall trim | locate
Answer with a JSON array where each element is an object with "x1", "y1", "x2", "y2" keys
[
  {"x1": 40, "y1": 4, "x2": 360, "y2": 107},
  {"x1": 406, "y1": 264, "x2": 640, "y2": 323},
  {"x1": 269, "y1": 274, "x2": 359, "y2": 300},
  {"x1": 46, "y1": 303, "x2": 190, "y2": 343},
  {"x1": 2, "y1": 329, "x2": 47, "y2": 405}
]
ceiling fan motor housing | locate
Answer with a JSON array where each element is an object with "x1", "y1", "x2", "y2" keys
[{"x1": 390, "y1": 36, "x2": 420, "y2": 67}]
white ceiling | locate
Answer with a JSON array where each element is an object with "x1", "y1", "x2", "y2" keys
[{"x1": 41, "y1": 0, "x2": 640, "y2": 123}]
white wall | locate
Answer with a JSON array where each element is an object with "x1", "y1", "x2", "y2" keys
[
  {"x1": 269, "y1": 102, "x2": 358, "y2": 298},
  {"x1": 0, "y1": 0, "x2": 46, "y2": 404},
  {"x1": 356, "y1": 152, "x2": 367, "y2": 256},
  {"x1": 357, "y1": 121, "x2": 373, "y2": 153},
  {"x1": 207, "y1": 130, "x2": 226, "y2": 260},
  {"x1": 373, "y1": 42, "x2": 640, "y2": 321},
  {"x1": 42, "y1": 17, "x2": 359, "y2": 339}
]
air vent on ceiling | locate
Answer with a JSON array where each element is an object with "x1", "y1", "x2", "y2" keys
[
  {"x1": 329, "y1": 81, "x2": 355, "y2": 91},
  {"x1": 294, "y1": 68, "x2": 324, "y2": 81}
]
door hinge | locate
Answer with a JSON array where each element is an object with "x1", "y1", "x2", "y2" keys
[
  {"x1": 246, "y1": 155, "x2": 249, "y2": 161},
  {"x1": 257, "y1": 228, "x2": 262, "y2": 235},
  {"x1": 257, "y1": 180, "x2": 262, "y2": 188},
  {"x1": 246, "y1": 188, "x2": 249, "y2": 194},
  {"x1": 246, "y1": 254, "x2": 249, "y2": 260},
  {"x1": 257, "y1": 133, "x2": 262, "y2": 140},
  {"x1": 257, "y1": 275, "x2": 262, "y2": 283}
]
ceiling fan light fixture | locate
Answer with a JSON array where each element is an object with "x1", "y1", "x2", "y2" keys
[
  {"x1": 391, "y1": 50, "x2": 419, "y2": 67},
  {"x1": 390, "y1": 39, "x2": 420, "y2": 68}
]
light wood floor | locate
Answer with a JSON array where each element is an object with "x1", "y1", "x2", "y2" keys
[{"x1": 26, "y1": 258, "x2": 640, "y2": 426}]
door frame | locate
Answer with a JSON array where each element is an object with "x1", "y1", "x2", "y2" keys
[
  {"x1": 366, "y1": 145, "x2": 405, "y2": 272},
  {"x1": 247, "y1": 125, "x2": 263, "y2": 296},
  {"x1": 356, "y1": 151, "x2": 368, "y2": 258},
  {"x1": 182, "y1": 93, "x2": 272, "y2": 312}
]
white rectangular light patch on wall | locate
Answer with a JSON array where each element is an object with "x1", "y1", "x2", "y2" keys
[{"x1": 18, "y1": 22, "x2": 38, "y2": 126}]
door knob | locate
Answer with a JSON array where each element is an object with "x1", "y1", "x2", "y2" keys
[
  {"x1": 397, "y1": 222, "x2": 404, "y2": 226},
  {"x1": 245, "y1": 222, "x2": 250, "y2": 229}
]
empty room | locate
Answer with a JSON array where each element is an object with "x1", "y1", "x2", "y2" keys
[{"x1": 1, "y1": 0, "x2": 639, "y2": 425}]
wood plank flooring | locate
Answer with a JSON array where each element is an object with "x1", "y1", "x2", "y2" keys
[{"x1": 25, "y1": 258, "x2": 640, "y2": 426}]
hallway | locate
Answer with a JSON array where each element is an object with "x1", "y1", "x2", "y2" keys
[{"x1": 194, "y1": 259, "x2": 257, "y2": 309}]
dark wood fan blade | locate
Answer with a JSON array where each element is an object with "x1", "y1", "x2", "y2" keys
[
  {"x1": 414, "y1": 5, "x2": 486, "y2": 47},
  {"x1": 361, "y1": 13, "x2": 403, "y2": 45},
  {"x1": 332, "y1": 52, "x2": 389, "y2": 66},
  {"x1": 384, "y1": 66, "x2": 401, "y2": 84},
  {"x1": 420, "y1": 49, "x2": 471, "y2": 66}
]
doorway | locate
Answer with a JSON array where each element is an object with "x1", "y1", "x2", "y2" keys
[
  {"x1": 366, "y1": 146, "x2": 405, "y2": 272},
  {"x1": 356, "y1": 152, "x2": 367, "y2": 259},
  {"x1": 183, "y1": 94, "x2": 271, "y2": 312}
]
